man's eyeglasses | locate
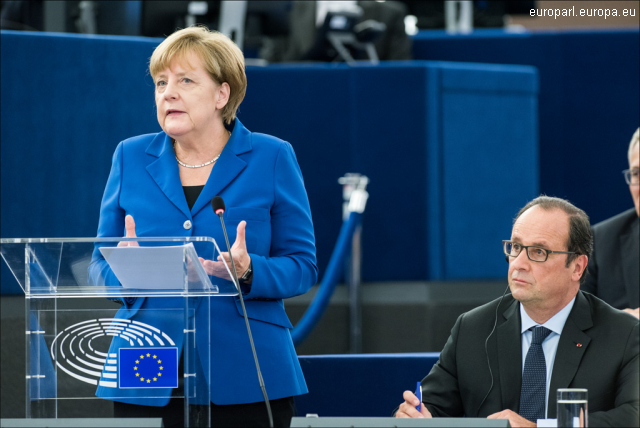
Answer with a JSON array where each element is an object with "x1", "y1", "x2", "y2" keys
[
  {"x1": 623, "y1": 168, "x2": 639, "y2": 185},
  {"x1": 502, "y1": 240, "x2": 579, "y2": 263}
]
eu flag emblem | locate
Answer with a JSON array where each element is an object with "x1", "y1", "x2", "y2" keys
[{"x1": 119, "y1": 347, "x2": 178, "y2": 388}]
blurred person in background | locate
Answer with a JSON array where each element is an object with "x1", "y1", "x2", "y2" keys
[
  {"x1": 282, "y1": 1, "x2": 412, "y2": 62},
  {"x1": 0, "y1": 0, "x2": 43, "y2": 31},
  {"x1": 582, "y1": 128, "x2": 639, "y2": 319}
]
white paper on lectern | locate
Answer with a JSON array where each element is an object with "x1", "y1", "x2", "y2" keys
[{"x1": 100, "y1": 243, "x2": 215, "y2": 290}]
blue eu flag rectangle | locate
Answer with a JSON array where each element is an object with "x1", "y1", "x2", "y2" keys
[{"x1": 119, "y1": 347, "x2": 178, "y2": 388}]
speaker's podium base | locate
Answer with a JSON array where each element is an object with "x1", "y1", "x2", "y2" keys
[
  {"x1": 0, "y1": 237, "x2": 238, "y2": 428},
  {"x1": 0, "y1": 418, "x2": 163, "y2": 427},
  {"x1": 291, "y1": 417, "x2": 511, "y2": 427}
]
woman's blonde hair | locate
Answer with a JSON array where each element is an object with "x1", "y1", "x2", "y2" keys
[{"x1": 150, "y1": 26, "x2": 247, "y2": 125}]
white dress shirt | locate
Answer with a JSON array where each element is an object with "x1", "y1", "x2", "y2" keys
[{"x1": 520, "y1": 296, "x2": 576, "y2": 418}]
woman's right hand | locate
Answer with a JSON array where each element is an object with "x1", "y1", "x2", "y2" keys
[{"x1": 117, "y1": 215, "x2": 139, "y2": 247}]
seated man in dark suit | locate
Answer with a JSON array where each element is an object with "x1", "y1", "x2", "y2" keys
[
  {"x1": 396, "y1": 196, "x2": 639, "y2": 427},
  {"x1": 581, "y1": 128, "x2": 639, "y2": 319}
]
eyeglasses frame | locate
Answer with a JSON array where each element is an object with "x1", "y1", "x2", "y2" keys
[
  {"x1": 502, "y1": 240, "x2": 579, "y2": 263},
  {"x1": 622, "y1": 168, "x2": 640, "y2": 185}
]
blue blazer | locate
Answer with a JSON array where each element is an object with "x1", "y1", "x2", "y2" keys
[{"x1": 93, "y1": 119, "x2": 317, "y2": 405}]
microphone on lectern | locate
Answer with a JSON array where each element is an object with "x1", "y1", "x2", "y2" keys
[
  {"x1": 210, "y1": 196, "x2": 273, "y2": 428},
  {"x1": 212, "y1": 196, "x2": 226, "y2": 216}
]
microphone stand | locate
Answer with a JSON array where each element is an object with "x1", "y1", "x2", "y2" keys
[{"x1": 216, "y1": 212, "x2": 274, "y2": 428}]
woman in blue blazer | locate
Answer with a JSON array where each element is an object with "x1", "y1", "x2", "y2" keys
[{"x1": 92, "y1": 26, "x2": 317, "y2": 427}]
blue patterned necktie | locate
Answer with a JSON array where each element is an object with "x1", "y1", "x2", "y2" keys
[{"x1": 519, "y1": 326, "x2": 552, "y2": 422}]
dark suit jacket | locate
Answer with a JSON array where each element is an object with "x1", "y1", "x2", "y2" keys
[
  {"x1": 284, "y1": 1, "x2": 412, "y2": 62},
  {"x1": 582, "y1": 208, "x2": 639, "y2": 310},
  {"x1": 421, "y1": 291, "x2": 639, "y2": 427}
]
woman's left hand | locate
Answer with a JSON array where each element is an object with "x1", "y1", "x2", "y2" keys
[{"x1": 199, "y1": 221, "x2": 251, "y2": 281}]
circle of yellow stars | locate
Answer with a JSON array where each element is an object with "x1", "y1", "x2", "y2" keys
[{"x1": 133, "y1": 353, "x2": 163, "y2": 383}]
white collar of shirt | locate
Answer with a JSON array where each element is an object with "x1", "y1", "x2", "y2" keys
[
  {"x1": 520, "y1": 296, "x2": 576, "y2": 335},
  {"x1": 519, "y1": 295, "x2": 577, "y2": 420}
]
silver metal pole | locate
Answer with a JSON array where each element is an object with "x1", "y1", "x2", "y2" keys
[
  {"x1": 339, "y1": 174, "x2": 369, "y2": 354},
  {"x1": 349, "y1": 222, "x2": 363, "y2": 354},
  {"x1": 445, "y1": 1, "x2": 473, "y2": 34},
  {"x1": 219, "y1": 0, "x2": 248, "y2": 50},
  {"x1": 44, "y1": 1, "x2": 67, "y2": 33}
]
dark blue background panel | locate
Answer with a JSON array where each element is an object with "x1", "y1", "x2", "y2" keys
[
  {"x1": 1, "y1": 31, "x2": 537, "y2": 293},
  {"x1": 242, "y1": 62, "x2": 538, "y2": 281},
  {"x1": 0, "y1": 31, "x2": 161, "y2": 239},
  {"x1": 240, "y1": 65, "x2": 352, "y2": 289},
  {"x1": 1, "y1": 31, "x2": 162, "y2": 294},
  {"x1": 412, "y1": 29, "x2": 640, "y2": 225},
  {"x1": 295, "y1": 353, "x2": 440, "y2": 417},
  {"x1": 349, "y1": 64, "x2": 432, "y2": 281},
  {"x1": 442, "y1": 91, "x2": 538, "y2": 279}
]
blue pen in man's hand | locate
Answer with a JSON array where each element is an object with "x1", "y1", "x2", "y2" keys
[{"x1": 415, "y1": 381, "x2": 422, "y2": 412}]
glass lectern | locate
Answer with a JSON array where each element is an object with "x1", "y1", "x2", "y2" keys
[{"x1": 1, "y1": 237, "x2": 238, "y2": 427}]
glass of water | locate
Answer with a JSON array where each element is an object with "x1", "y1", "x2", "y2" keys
[{"x1": 557, "y1": 388, "x2": 588, "y2": 427}]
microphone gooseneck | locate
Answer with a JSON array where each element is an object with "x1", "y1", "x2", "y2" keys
[{"x1": 211, "y1": 197, "x2": 274, "y2": 428}]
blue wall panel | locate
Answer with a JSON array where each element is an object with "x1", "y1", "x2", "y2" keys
[
  {"x1": 350, "y1": 65, "x2": 431, "y2": 281},
  {"x1": 240, "y1": 65, "x2": 353, "y2": 287},
  {"x1": 441, "y1": 92, "x2": 538, "y2": 278},
  {"x1": 437, "y1": 62, "x2": 539, "y2": 278},
  {"x1": 412, "y1": 29, "x2": 639, "y2": 225},
  {"x1": 1, "y1": 31, "x2": 538, "y2": 293},
  {"x1": 1, "y1": 31, "x2": 162, "y2": 294},
  {"x1": 295, "y1": 353, "x2": 440, "y2": 417},
  {"x1": 0, "y1": 31, "x2": 160, "y2": 240},
  {"x1": 242, "y1": 62, "x2": 538, "y2": 281}
]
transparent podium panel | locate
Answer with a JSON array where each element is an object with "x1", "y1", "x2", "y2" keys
[{"x1": 1, "y1": 237, "x2": 239, "y2": 427}]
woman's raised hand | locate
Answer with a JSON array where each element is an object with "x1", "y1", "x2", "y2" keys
[
  {"x1": 199, "y1": 221, "x2": 251, "y2": 281},
  {"x1": 117, "y1": 215, "x2": 140, "y2": 247}
]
